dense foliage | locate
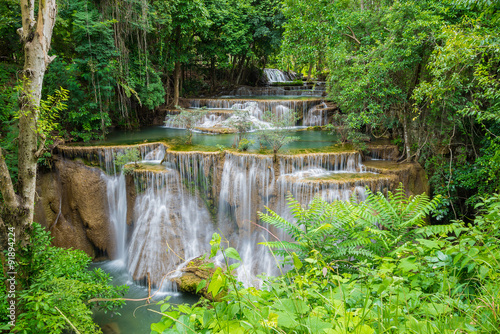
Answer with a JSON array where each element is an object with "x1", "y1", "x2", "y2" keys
[
  {"x1": 151, "y1": 190, "x2": 500, "y2": 333},
  {"x1": 0, "y1": 224, "x2": 127, "y2": 333},
  {"x1": 0, "y1": 0, "x2": 285, "y2": 142},
  {"x1": 280, "y1": 0, "x2": 500, "y2": 221}
]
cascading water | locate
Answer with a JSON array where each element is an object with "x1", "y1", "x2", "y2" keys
[
  {"x1": 303, "y1": 102, "x2": 329, "y2": 126},
  {"x1": 187, "y1": 98, "x2": 320, "y2": 119},
  {"x1": 264, "y1": 68, "x2": 295, "y2": 83},
  {"x1": 57, "y1": 143, "x2": 401, "y2": 289},
  {"x1": 127, "y1": 151, "x2": 219, "y2": 287},
  {"x1": 127, "y1": 169, "x2": 215, "y2": 289},
  {"x1": 217, "y1": 153, "x2": 278, "y2": 286},
  {"x1": 105, "y1": 173, "x2": 128, "y2": 265},
  {"x1": 228, "y1": 86, "x2": 326, "y2": 97}
]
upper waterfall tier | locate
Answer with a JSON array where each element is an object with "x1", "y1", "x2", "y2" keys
[
  {"x1": 57, "y1": 142, "x2": 165, "y2": 174},
  {"x1": 226, "y1": 85, "x2": 326, "y2": 97},
  {"x1": 188, "y1": 97, "x2": 322, "y2": 115},
  {"x1": 182, "y1": 97, "x2": 330, "y2": 127},
  {"x1": 264, "y1": 68, "x2": 296, "y2": 83}
]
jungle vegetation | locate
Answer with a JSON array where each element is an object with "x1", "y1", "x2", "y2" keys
[{"x1": 0, "y1": 0, "x2": 500, "y2": 333}]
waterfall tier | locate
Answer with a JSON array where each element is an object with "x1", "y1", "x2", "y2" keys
[
  {"x1": 166, "y1": 98, "x2": 334, "y2": 129},
  {"x1": 57, "y1": 143, "x2": 165, "y2": 174},
  {"x1": 264, "y1": 68, "x2": 296, "y2": 83},
  {"x1": 42, "y1": 144, "x2": 426, "y2": 288},
  {"x1": 227, "y1": 85, "x2": 326, "y2": 97}
]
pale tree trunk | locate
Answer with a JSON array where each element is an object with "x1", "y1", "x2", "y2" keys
[
  {"x1": 173, "y1": 61, "x2": 181, "y2": 107},
  {"x1": 400, "y1": 108, "x2": 412, "y2": 162},
  {"x1": 0, "y1": 0, "x2": 57, "y2": 248}
]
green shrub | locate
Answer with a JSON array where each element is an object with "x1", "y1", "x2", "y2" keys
[
  {"x1": 260, "y1": 184, "x2": 442, "y2": 271},
  {"x1": 1, "y1": 223, "x2": 127, "y2": 334},
  {"x1": 237, "y1": 138, "x2": 254, "y2": 151},
  {"x1": 150, "y1": 191, "x2": 500, "y2": 333},
  {"x1": 114, "y1": 148, "x2": 141, "y2": 174}
]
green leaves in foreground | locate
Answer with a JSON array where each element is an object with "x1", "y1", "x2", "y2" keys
[
  {"x1": 260, "y1": 184, "x2": 445, "y2": 270},
  {"x1": 4, "y1": 223, "x2": 127, "y2": 334},
  {"x1": 151, "y1": 193, "x2": 500, "y2": 333}
]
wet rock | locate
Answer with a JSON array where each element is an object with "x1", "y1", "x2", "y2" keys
[
  {"x1": 174, "y1": 257, "x2": 224, "y2": 301},
  {"x1": 101, "y1": 322, "x2": 120, "y2": 334}
]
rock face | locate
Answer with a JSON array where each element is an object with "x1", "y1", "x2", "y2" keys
[{"x1": 35, "y1": 159, "x2": 114, "y2": 258}]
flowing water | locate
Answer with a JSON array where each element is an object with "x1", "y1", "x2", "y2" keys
[
  {"x1": 264, "y1": 68, "x2": 296, "y2": 82},
  {"x1": 165, "y1": 95, "x2": 332, "y2": 129},
  {"x1": 69, "y1": 70, "x2": 404, "y2": 332}
]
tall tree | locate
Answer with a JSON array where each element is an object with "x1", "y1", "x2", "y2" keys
[
  {"x1": 164, "y1": 0, "x2": 210, "y2": 106},
  {"x1": 0, "y1": 0, "x2": 57, "y2": 247}
]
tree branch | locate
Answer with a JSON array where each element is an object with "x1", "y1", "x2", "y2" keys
[
  {"x1": 0, "y1": 149, "x2": 18, "y2": 210},
  {"x1": 343, "y1": 26, "x2": 361, "y2": 45},
  {"x1": 34, "y1": 133, "x2": 47, "y2": 159}
]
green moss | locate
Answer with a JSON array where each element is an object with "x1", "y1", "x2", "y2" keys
[{"x1": 306, "y1": 172, "x2": 385, "y2": 181}]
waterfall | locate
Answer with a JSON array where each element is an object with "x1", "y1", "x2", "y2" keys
[
  {"x1": 303, "y1": 102, "x2": 329, "y2": 126},
  {"x1": 264, "y1": 69, "x2": 295, "y2": 83},
  {"x1": 187, "y1": 98, "x2": 322, "y2": 121},
  {"x1": 104, "y1": 173, "x2": 128, "y2": 265},
  {"x1": 228, "y1": 86, "x2": 325, "y2": 97},
  {"x1": 126, "y1": 152, "x2": 220, "y2": 287},
  {"x1": 218, "y1": 153, "x2": 278, "y2": 286},
  {"x1": 59, "y1": 144, "x2": 402, "y2": 288},
  {"x1": 127, "y1": 169, "x2": 216, "y2": 289},
  {"x1": 58, "y1": 143, "x2": 166, "y2": 174}
]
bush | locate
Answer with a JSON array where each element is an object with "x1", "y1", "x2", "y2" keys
[
  {"x1": 1, "y1": 223, "x2": 127, "y2": 334},
  {"x1": 150, "y1": 190, "x2": 500, "y2": 333},
  {"x1": 238, "y1": 138, "x2": 254, "y2": 151},
  {"x1": 260, "y1": 185, "x2": 443, "y2": 270},
  {"x1": 114, "y1": 148, "x2": 141, "y2": 174}
]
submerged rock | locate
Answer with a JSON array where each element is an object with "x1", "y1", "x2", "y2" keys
[{"x1": 101, "y1": 322, "x2": 120, "y2": 334}]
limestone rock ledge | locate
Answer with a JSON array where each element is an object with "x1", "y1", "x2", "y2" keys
[{"x1": 35, "y1": 158, "x2": 115, "y2": 259}]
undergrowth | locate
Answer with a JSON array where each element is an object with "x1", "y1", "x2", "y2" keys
[{"x1": 150, "y1": 187, "x2": 500, "y2": 333}]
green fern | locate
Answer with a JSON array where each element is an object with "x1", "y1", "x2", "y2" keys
[{"x1": 260, "y1": 184, "x2": 450, "y2": 272}]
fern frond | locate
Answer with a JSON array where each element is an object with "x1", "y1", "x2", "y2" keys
[{"x1": 258, "y1": 208, "x2": 302, "y2": 240}]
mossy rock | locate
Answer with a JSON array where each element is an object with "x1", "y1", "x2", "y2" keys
[{"x1": 174, "y1": 257, "x2": 225, "y2": 301}]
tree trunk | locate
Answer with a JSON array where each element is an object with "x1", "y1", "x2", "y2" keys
[
  {"x1": 0, "y1": 0, "x2": 57, "y2": 246},
  {"x1": 173, "y1": 61, "x2": 181, "y2": 107},
  {"x1": 0, "y1": 0, "x2": 57, "y2": 324},
  {"x1": 212, "y1": 58, "x2": 216, "y2": 86},
  {"x1": 401, "y1": 110, "x2": 411, "y2": 162},
  {"x1": 235, "y1": 54, "x2": 247, "y2": 85}
]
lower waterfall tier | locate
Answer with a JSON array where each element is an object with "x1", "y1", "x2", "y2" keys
[{"x1": 36, "y1": 146, "x2": 428, "y2": 289}]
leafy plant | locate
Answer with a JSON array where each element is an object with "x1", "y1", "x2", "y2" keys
[
  {"x1": 259, "y1": 110, "x2": 299, "y2": 160},
  {"x1": 150, "y1": 192, "x2": 500, "y2": 334},
  {"x1": 1, "y1": 223, "x2": 127, "y2": 334},
  {"x1": 260, "y1": 184, "x2": 443, "y2": 270},
  {"x1": 226, "y1": 108, "x2": 254, "y2": 148},
  {"x1": 114, "y1": 148, "x2": 141, "y2": 174},
  {"x1": 238, "y1": 138, "x2": 254, "y2": 151}
]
